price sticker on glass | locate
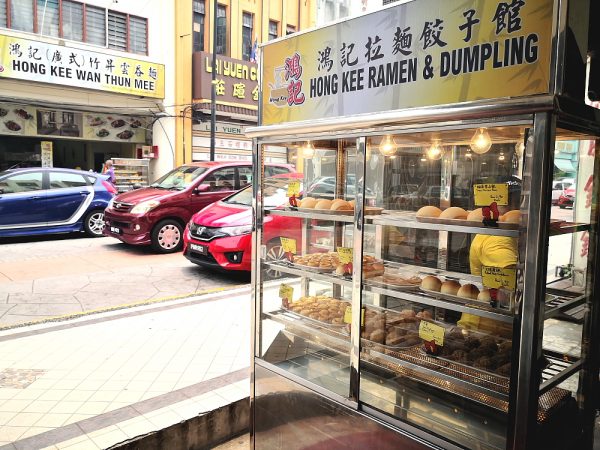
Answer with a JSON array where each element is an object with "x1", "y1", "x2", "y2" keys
[
  {"x1": 287, "y1": 181, "x2": 301, "y2": 198},
  {"x1": 473, "y1": 184, "x2": 509, "y2": 206},
  {"x1": 337, "y1": 247, "x2": 353, "y2": 264},
  {"x1": 280, "y1": 237, "x2": 297, "y2": 255},
  {"x1": 418, "y1": 321, "x2": 445, "y2": 346},
  {"x1": 279, "y1": 284, "x2": 294, "y2": 300},
  {"x1": 482, "y1": 266, "x2": 516, "y2": 290},
  {"x1": 343, "y1": 306, "x2": 365, "y2": 325}
]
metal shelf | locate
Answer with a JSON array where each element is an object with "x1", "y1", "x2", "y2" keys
[
  {"x1": 539, "y1": 352, "x2": 582, "y2": 394},
  {"x1": 369, "y1": 212, "x2": 519, "y2": 237},
  {"x1": 265, "y1": 262, "x2": 353, "y2": 287},
  {"x1": 267, "y1": 209, "x2": 354, "y2": 223},
  {"x1": 544, "y1": 294, "x2": 587, "y2": 320},
  {"x1": 548, "y1": 222, "x2": 591, "y2": 236}
]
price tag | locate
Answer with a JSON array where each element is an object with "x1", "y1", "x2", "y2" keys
[
  {"x1": 337, "y1": 247, "x2": 353, "y2": 264},
  {"x1": 482, "y1": 266, "x2": 516, "y2": 290},
  {"x1": 279, "y1": 284, "x2": 294, "y2": 300},
  {"x1": 474, "y1": 184, "x2": 509, "y2": 206},
  {"x1": 287, "y1": 181, "x2": 301, "y2": 198},
  {"x1": 343, "y1": 306, "x2": 365, "y2": 325},
  {"x1": 280, "y1": 237, "x2": 297, "y2": 255},
  {"x1": 419, "y1": 321, "x2": 445, "y2": 346}
]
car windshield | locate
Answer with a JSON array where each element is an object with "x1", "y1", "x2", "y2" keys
[
  {"x1": 224, "y1": 176, "x2": 301, "y2": 208},
  {"x1": 151, "y1": 166, "x2": 207, "y2": 190}
]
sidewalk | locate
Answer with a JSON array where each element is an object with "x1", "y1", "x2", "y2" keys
[{"x1": 0, "y1": 287, "x2": 251, "y2": 450}]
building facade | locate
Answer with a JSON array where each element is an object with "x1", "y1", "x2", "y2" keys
[
  {"x1": 0, "y1": 0, "x2": 175, "y2": 183},
  {"x1": 174, "y1": 0, "x2": 317, "y2": 165}
]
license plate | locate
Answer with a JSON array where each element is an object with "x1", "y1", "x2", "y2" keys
[
  {"x1": 190, "y1": 243, "x2": 207, "y2": 255},
  {"x1": 110, "y1": 226, "x2": 121, "y2": 234}
]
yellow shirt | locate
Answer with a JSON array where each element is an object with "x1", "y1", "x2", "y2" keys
[{"x1": 457, "y1": 235, "x2": 517, "y2": 337}]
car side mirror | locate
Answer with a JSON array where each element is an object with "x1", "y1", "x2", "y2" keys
[{"x1": 194, "y1": 184, "x2": 211, "y2": 194}]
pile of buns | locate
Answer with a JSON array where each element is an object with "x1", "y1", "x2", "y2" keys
[
  {"x1": 436, "y1": 326, "x2": 512, "y2": 377},
  {"x1": 286, "y1": 295, "x2": 349, "y2": 325},
  {"x1": 298, "y1": 197, "x2": 355, "y2": 211},
  {"x1": 420, "y1": 275, "x2": 491, "y2": 301},
  {"x1": 362, "y1": 307, "x2": 433, "y2": 347},
  {"x1": 416, "y1": 205, "x2": 520, "y2": 223},
  {"x1": 335, "y1": 254, "x2": 385, "y2": 278},
  {"x1": 293, "y1": 252, "x2": 339, "y2": 270}
]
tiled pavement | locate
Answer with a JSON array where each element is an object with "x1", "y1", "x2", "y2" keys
[{"x1": 0, "y1": 287, "x2": 252, "y2": 449}]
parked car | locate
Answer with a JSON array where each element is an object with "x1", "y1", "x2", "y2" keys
[
  {"x1": 103, "y1": 162, "x2": 293, "y2": 253},
  {"x1": 183, "y1": 175, "x2": 303, "y2": 277},
  {"x1": 552, "y1": 180, "x2": 573, "y2": 205},
  {"x1": 557, "y1": 186, "x2": 576, "y2": 208},
  {"x1": 0, "y1": 167, "x2": 116, "y2": 238}
]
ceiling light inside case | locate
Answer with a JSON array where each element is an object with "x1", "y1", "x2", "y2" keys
[
  {"x1": 426, "y1": 139, "x2": 443, "y2": 160},
  {"x1": 379, "y1": 135, "x2": 397, "y2": 156},
  {"x1": 302, "y1": 141, "x2": 315, "y2": 158},
  {"x1": 470, "y1": 128, "x2": 492, "y2": 154}
]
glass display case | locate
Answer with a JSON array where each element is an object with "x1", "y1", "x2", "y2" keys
[
  {"x1": 112, "y1": 158, "x2": 149, "y2": 192},
  {"x1": 249, "y1": 1, "x2": 600, "y2": 449}
]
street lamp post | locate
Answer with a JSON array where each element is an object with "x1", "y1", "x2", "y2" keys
[{"x1": 210, "y1": 0, "x2": 218, "y2": 162}]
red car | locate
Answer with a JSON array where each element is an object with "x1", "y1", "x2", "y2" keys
[
  {"x1": 183, "y1": 175, "x2": 303, "y2": 276},
  {"x1": 557, "y1": 186, "x2": 576, "y2": 208},
  {"x1": 103, "y1": 162, "x2": 293, "y2": 253}
]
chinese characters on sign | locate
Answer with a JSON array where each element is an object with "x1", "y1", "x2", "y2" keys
[{"x1": 0, "y1": 34, "x2": 164, "y2": 98}]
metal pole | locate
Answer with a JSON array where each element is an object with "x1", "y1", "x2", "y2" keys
[{"x1": 210, "y1": 0, "x2": 218, "y2": 162}]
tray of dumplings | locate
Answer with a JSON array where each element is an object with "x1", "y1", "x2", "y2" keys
[
  {"x1": 366, "y1": 271, "x2": 422, "y2": 290},
  {"x1": 361, "y1": 306, "x2": 434, "y2": 351},
  {"x1": 282, "y1": 295, "x2": 351, "y2": 329},
  {"x1": 290, "y1": 252, "x2": 385, "y2": 278}
]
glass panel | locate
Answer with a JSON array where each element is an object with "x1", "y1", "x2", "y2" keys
[
  {"x1": 192, "y1": 0, "x2": 204, "y2": 13},
  {"x1": 0, "y1": 172, "x2": 43, "y2": 193},
  {"x1": 0, "y1": 0, "x2": 6, "y2": 28},
  {"x1": 359, "y1": 124, "x2": 529, "y2": 450},
  {"x1": 238, "y1": 167, "x2": 253, "y2": 188},
  {"x1": 241, "y1": 12, "x2": 252, "y2": 61},
  {"x1": 193, "y1": 11, "x2": 204, "y2": 52},
  {"x1": 49, "y1": 172, "x2": 87, "y2": 189},
  {"x1": 37, "y1": 0, "x2": 59, "y2": 37},
  {"x1": 258, "y1": 139, "x2": 356, "y2": 398},
  {"x1": 62, "y1": 0, "x2": 83, "y2": 42},
  {"x1": 85, "y1": 5, "x2": 106, "y2": 46},
  {"x1": 129, "y1": 16, "x2": 147, "y2": 54},
  {"x1": 10, "y1": 0, "x2": 34, "y2": 32},
  {"x1": 216, "y1": 5, "x2": 226, "y2": 55},
  {"x1": 107, "y1": 11, "x2": 127, "y2": 51},
  {"x1": 268, "y1": 20, "x2": 278, "y2": 41}
]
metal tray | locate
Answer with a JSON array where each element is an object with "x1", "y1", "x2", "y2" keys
[
  {"x1": 288, "y1": 262, "x2": 336, "y2": 273},
  {"x1": 367, "y1": 273, "x2": 422, "y2": 290},
  {"x1": 280, "y1": 307, "x2": 349, "y2": 330},
  {"x1": 293, "y1": 206, "x2": 384, "y2": 216},
  {"x1": 419, "y1": 287, "x2": 486, "y2": 306},
  {"x1": 416, "y1": 216, "x2": 519, "y2": 230}
]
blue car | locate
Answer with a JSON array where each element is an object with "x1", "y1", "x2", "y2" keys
[{"x1": 0, "y1": 167, "x2": 116, "y2": 238}]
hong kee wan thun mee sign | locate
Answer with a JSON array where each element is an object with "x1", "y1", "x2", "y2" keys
[{"x1": 261, "y1": 0, "x2": 552, "y2": 125}]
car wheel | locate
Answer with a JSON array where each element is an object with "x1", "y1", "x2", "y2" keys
[
  {"x1": 264, "y1": 241, "x2": 286, "y2": 280},
  {"x1": 84, "y1": 210, "x2": 105, "y2": 237},
  {"x1": 151, "y1": 219, "x2": 183, "y2": 253}
]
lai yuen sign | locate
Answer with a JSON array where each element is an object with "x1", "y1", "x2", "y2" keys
[
  {"x1": 193, "y1": 52, "x2": 258, "y2": 108},
  {"x1": 0, "y1": 33, "x2": 165, "y2": 98},
  {"x1": 261, "y1": 0, "x2": 553, "y2": 125}
]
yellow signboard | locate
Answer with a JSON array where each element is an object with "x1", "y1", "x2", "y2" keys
[
  {"x1": 474, "y1": 184, "x2": 509, "y2": 206},
  {"x1": 337, "y1": 247, "x2": 353, "y2": 264},
  {"x1": 261, "y1": 0, "x2": 552, "y2": 125},
  {"x1": 482, "y1": 266, "x2": 516, "y2": 290},
  {"x1": 343, "y1": 306, "x2": 365, "y2": 325},
  {"x1": 0, "y1": 34, "x2": 165, "y2": 98},
  {"x1": 279, "y1": 284, "x2": 294, "y2": 300},
  {"x1": 287, "y1": 181, "x2": 301, "y2": 198},
  {"x1": 280, "y1": 237, "x2": 297, "y2": 255},
  {"x1": 419, "y1": 321, "x2": 445, "y2": 346}
]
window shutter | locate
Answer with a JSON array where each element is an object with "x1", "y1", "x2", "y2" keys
[
  {"x1": 62, "y1": 0, "x2": 83, "y2": 42},
  {"x1": 0, "y1": 0, "x2": 7, "y2": 28},
  {"x1": 107, "y1": 10, "x2": 127, "y2": 51},
  {"x1": 128, "y1": 16, "x2": 147, "y2": 54},
  {"x1": 85, "y1": 5, "x2": 106, "y2": 46},
  {"x1": 37, "y1": 0, "x2": 60, "y2": 37},
  {"x1": 10, "y1": 0, "x2": 34, "y2": 32}
]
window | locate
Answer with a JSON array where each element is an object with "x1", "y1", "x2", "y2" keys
[
  {"x1": 129, "y1": 15, "x2": 147, "y2": 54},
  {"x1": 242, "y1": 12, "x2": 253, "y2": 61},
  {"x1": 193, "y1": 0, "x2": 205, "y2": 52},
  {"x1": 204, "y1": 167, "x2": 235, "y2": 191},
  {"x1": 0, "y1": 172, "x2": 43, "y2": 194},
  {"x1": 268, "y1": 20, "x2": 278, "y2": 41},
  {"x1": 265, "y1": 166, "x2": 291, "y2": 177},
  {"x1": 11, "y1": 0, "x2": 34, "y2": 32},
  {"x1": 108, "y1": 10, "x2": 127, "y2": 51},
  {"x1": 85, "y1": 5, "x2": 106, "y2": 46},
  {"x1": 238, "y1": 167, "x2": 253, "y2": 188},
  {"x1": 37, "y1": 0, "x2": 59, "y2": 37},
  {"x1": 216, "y1": 4, "x2": 227, "y2": 55},
  {"x1": 0, "y1": 0, "x2": 6, "y2": 27},
  {"x1": 49, "y1": 172, "x2": 88, "y2": 189},
  {"x1": 286, "y1": 24, "x2": 296, "y2": 35},
  {"x1": 62, "y1": 0, "x2": 83, "y2": 41}
]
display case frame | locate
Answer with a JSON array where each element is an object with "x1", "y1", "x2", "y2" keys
[{"x1": 249, "y1": 1, "x2": 600, "y2": 449}]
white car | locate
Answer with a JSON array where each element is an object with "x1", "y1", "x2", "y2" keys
[{"x1": 551, "y1": 180, "x2": 573, "y2": 205}]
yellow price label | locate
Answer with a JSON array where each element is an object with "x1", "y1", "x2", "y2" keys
[
  {"x1": 279, "y1": 284, "x2": 294, "y2": 300},
  {"x1": 337, "y1": 247, "x2": 353, "y2": 264},
  {"x1": 343, "y1": 306, "x2": 365, "y2": 325},
  {"x1": 287, "y1": 181, "x2": 301, "y2": 198},
  {"x1": 419, "y1": 321, "x2": 445, "y2": 346},
  {"x1": 482, "y1": 266, "x2": 516, "y2": 290},
  {"x1": 473, "y1": 184, "x2": 509, "y2": 206},
  {"x1": 280, "y1": 237, "x2": 297, "y2": 255}
]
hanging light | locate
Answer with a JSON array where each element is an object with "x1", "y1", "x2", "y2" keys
[
  {"x1": 379, "y1": 135, "x2": 397, "y2": 156},
  {"x1": 426, "y1": 139, "x2": 443, "y2": 160},
  {"x1": 301, "y1": 141, "x2": 315, "y2": 158},
  {"x1": 470, "y1": 128, "x2": 492, "y2": 154},
  {"x1": 465, "y1": 149, "x2": 472, "y2": 159},
  {"x1": 498, "y1": 151, "x2": 505, "y2": 161},
  {"x1": 420, "y1": 155, "x2": 427, "y2": 162}
]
